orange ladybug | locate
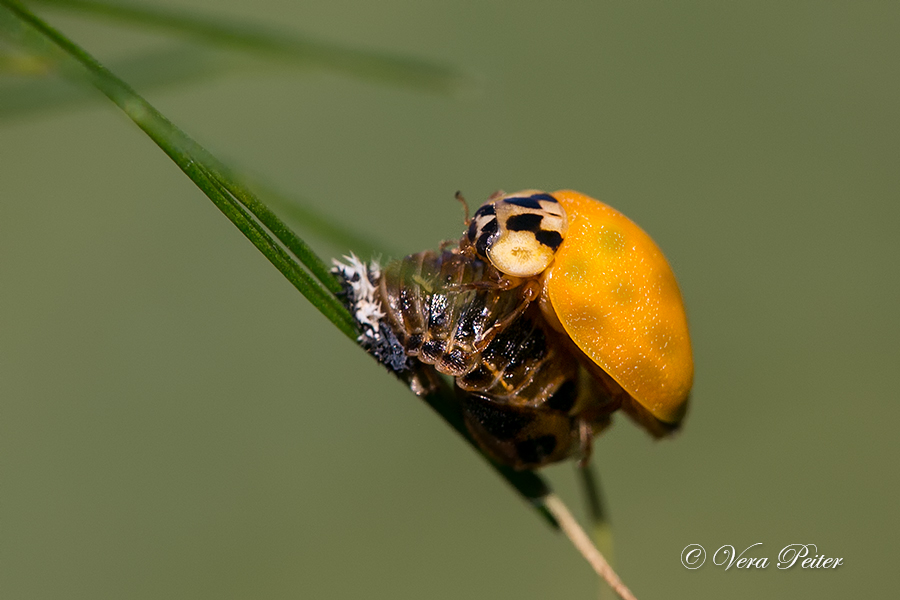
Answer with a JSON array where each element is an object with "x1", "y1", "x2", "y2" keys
[
  {"x1": 338, "y1": 189, "x2": 692, "y2": 468},
  {"x1": 463, "y1": 189, "x2": 693, "y2": 438}
]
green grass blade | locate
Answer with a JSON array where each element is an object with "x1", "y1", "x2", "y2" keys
[
  {"x1": 0, "y1": 59, "x2": 386, "y2": 261},
  {"x1": 0, "y1": 0, "x2": 357, "y2": 339},
  {"x1": 0, "y1": 8, "x2": 392, "y2": 256},
  {"x1": 29, "y1": 0, "x2": 466, "y2": 93},
  {"x1": 213, "y1": 173, "x2": 343, "y2": 295},
  {"x1": 199, "y1": 168, "x2": 357, "y2": 337},
  {"x1": 190, "y1": 170, "x2": 357, "y2": 336},
  {"x1": 0, "y1": 47, "x2": 50, "y2": 73},
  {"x1": 0, "y1": 46, "x2": 228, "y2": 118},
  {"x1": 239, "y1": 178, "x2": 388, "y2": 259}
]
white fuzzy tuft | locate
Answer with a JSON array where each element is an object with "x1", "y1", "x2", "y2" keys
[{"x1": 332, "y1": 253, "x2": 383, "y2": 341}]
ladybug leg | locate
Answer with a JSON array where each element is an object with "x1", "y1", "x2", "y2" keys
[
  {"x1": 438, "y1": 238, "x2": 459, "y2": 251},
  {"x1": 473, "y1": 293, "x2": 538, "y2": 353},
  {"x1": 518, "y1": 278, "x2": 541, "y2": 301},
  {"x1": 460, "y1": 278, "x2": 503, "y2": 291},
  {"x1": 458, "y1": 269, "x2": 524, "y2": 292},
  {"x1": 497, "y1": 273, "x2": 528, "y2": 291}
]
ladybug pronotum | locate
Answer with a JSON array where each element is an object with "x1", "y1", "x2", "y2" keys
[{"x1": 336, "y1": 189, "x2": 693, "y2": 470}]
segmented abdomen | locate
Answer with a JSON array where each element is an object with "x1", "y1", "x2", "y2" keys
[
  {"x1": 379, "y1": 248, "x2": 583, "y2": 402},
  {"x1": 376, "y1": 248, "x2": 603, "y2": 469},
  {"x1": 457, "y1": 306, "x2": 577, "y2": 408},
  {"x1": 377, "y1": 250, "x2": 527, "y2": 378}
]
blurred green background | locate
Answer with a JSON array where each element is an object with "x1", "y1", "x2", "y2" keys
[{"x1": 2, "y1": 1, "x2": 898, "y2": 599}]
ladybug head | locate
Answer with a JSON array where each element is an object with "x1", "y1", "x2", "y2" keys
[{"x1": 465, "y1": 191, "x2": 568, "y2": 278}]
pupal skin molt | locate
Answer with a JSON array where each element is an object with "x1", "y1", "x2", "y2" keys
[{"x1": 333, "y1": 189, "x2": 693, "y2": 470}]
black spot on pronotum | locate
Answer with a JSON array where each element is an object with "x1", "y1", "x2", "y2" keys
[
  {"x1": 504, "y1": 197, "x2": 543, "y2": 209},
  {"x1": 506, "y1": 213, "x2": 544, "y2": 233},
  {"x1": 515, "y1": 435, "x2": 558, "y2": 465},
  {"x1": 529, "y1": 193, "x2": 558, "y2": 203},
  {"x1": 480, "y1": 217, "x2": 499, "y2": 236},
  {"x1": 545, "y1": 380, "x2": 578, "y2": 413},
  {"x1": 474, "y1": 204, "x2": 497, "y2": 218},
  {"x1": 534, "y1": 229, "x2": 564, "y2": 250}
]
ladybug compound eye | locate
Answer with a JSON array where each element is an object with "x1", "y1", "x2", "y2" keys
[{"x1": 466, "y1": 192, "x2": 568, "y2": 278}]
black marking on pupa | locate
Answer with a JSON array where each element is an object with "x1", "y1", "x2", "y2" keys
[{"x1": 332, "y1": 254, "x2": 413, "y2": 374}]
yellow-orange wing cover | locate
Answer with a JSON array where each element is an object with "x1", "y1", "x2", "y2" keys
[{"x1": 542, "y1": 190, "x2": 693, "y2": 423}]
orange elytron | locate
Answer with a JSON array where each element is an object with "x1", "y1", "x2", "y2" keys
[{"x1": 540, "y1": 190, "x2": 693, "y2": 425}]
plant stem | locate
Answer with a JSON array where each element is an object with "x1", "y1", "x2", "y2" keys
[{"x1": 545, "y1": 494, "x2": 638, "y2": 600}]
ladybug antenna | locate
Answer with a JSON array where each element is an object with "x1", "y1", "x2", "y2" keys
[{"x1": 455, "y1": 191, "x2": 471, "y2": 225}]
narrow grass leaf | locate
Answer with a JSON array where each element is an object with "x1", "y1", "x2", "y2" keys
[
  {"x1": 1, "y1": 0, "x2": 356, "y2": 338},
  {"x1": 29, "y1": 0, "x2": 467, "y2": 93},
  {"x1": 0, "y1": 46, "x2": 228, "y2": 118},
  {"x1": 241, "y1": 178, "x2": 388, "y2": 260}
]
